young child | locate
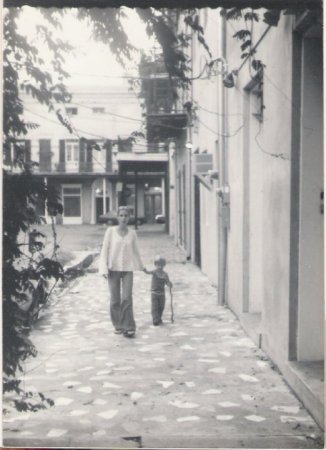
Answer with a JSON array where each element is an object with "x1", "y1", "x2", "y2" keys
[{"x1": 144, "y1": 255, "x2": 172, "y2": 326}]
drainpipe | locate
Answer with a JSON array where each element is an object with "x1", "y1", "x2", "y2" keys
[
  {"x1": 134, "y1": 171, "x2": 138, "y2": 230},
  {"x1": 188, "y1": 29, "x2": 194, "y2": 260},
  {"x1": 161, "y1": 176, "x2": 165, "y2": 216},
  {"x1": 91, "y1": 184, "x2": 95, "y2": 225},
  {"x1": 222, "y1": 16, "x2": 229, "y2": 306},
  {"x1": 216, "y1": 15, "x2": 229, "y2": 306},
  {"x1": 44, "y1": 176, "x2": 49, "y2": 223}
]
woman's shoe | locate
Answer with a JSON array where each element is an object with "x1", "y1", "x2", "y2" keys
[
  {"x1": 123, "y1": 330, "x2": 135, "y2": 338},
  {"x1": 114, "y1": 329, "x2": 123, "y2": 334}
]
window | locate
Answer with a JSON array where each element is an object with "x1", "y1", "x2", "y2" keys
[
  {"x1": 62, "y1": 185, "x2": 81, "y2": 217},
  {"x1": 66, "y1": 140, "x2": 79, "y2": 162},
  {"x1": 244, "y1": 71, "x2": 264, "y2": 123},
  {"x1": 65, "y1": 107, "x2": 78, "y2": 116},
  {"x1": 39, "y1": 139, "x2": 52, "y2": 171},
  {"x1": 4, "y1": 140, "x2": 31, "y2": 166},
  {"x1": 92, "y1": 107, "x2": 105, "y2": 114}
]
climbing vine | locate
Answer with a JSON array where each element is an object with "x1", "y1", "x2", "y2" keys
[{"x1": 220, "y1": 7, "x2": 305, "y2": 75}]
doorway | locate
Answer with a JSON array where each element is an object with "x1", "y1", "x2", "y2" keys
[
  {"x1": 144, "y1": 193, "x2": 162, "y2": 223},
  {"x1": 62, "y1": 184, "x2": 82, "y2": 224},
  {"x1": 294, "y1": 35, "x2": 323, "y2": 361},
  {"x1": 96, "y1": 197, "x2": 110, "y2": 223}
]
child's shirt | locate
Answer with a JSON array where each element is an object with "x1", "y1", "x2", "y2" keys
[{"x1": 151, "y1": 269, "x2": 171, "y2": 294}]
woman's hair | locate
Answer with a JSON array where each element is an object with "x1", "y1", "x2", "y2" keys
[{"x1": 118, "y1": 206, "x2": 130, "y2": 215}]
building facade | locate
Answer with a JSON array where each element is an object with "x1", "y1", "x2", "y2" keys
[
  {"x1": 143, "y1": 8, "x2": 324, "y2": 429},
  {"x1": 6, "y1": 85, "x2": 168, "y2": 225}
]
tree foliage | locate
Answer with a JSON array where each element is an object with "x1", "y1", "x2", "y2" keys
[
  {"x1": 221, "y1": 7, "x2": 299, "y2": 75},
  {"x1": 3, "y1": 7, "x2": 67, "y2": 412}
]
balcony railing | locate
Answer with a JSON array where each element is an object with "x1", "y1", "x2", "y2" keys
[
  {"x1": 79, "y1": 161, "x2": 93, "y2": 172},
  {"x1": 146, "y1": 143, "x2": 168, "y2": 153},
  {"x1": 146, "y1": 110, "x2": 188, "y2": 142},
  {"x1": 39, "y1": 162, "x2": 106, "y2": 174}
]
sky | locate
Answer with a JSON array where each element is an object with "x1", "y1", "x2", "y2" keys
[{"x1": 17, "y1": 7, "x2": 156, "y2": 88}]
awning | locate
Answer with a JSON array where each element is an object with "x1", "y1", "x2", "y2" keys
[{"x1": 118, "y1": 159, "x2": 168, "y2": 176}]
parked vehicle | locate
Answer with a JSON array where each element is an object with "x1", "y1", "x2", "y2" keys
[
  {"x1": 99, "y1": 211, "x2": 146, "y2": 226},
  {"x1": 155, "y1": 214, "x2": 165, "y2": 224}
]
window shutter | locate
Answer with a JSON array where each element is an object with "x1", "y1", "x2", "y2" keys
[
  {"x1": 79, "y1": 138, "x2": 86, "y2": 163},
  {"x1": 39, "y1": 139, "x2": 51, "y2": 171},
  {"x1": 58, "y1": 140, "x2": 65, "y2": 171},
  {"x1": 87, "y1": 142, "x2": 93, "y2": 163},
  {"x1": 25, "y1": 140, "x2": 31, "y2": 162},
  {"x1": 105, "y1": 140, "x2": 112, "y2": 172},
  {"x1": 3, "y1": 143, "x2": 11, "y2": 166},
  {"x1": 59, "y1": 140, "x2": 65, "y2": 161}
]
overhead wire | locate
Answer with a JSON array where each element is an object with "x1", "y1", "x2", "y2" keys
[
  {"x1": 254, "y1": 121, "x2": 289, "y2": 160},
  {"x1": 23, "y1": 106, "x2": 129, "y2": 142},
  {"x1": 24, "y1": 105, "x2": 187, "y2": 147},
  {"x1": 64, "y1": 115, "x2": 109, "y2": 172},
  {"x1": 24, "y1": 36, "x2": 316, "y2": 157},
  {"x1": 206, "y1": 10, "x2": 308, "y2": 159},
  {"x1": 263, "y1": 71, "x2": 315, "y2": 135},
  {"x1": 196, "y1": 103, "x2": 242, "y2": 117},
  {"x1": 197, "y1": 117, "x2": 246, "y2": 138},
  {"x1": 71, "y1": 101, "x2": 145, "y2": 123},
  {"x1": 23, "y1": 104, "x2": 176, "y2": 175}
]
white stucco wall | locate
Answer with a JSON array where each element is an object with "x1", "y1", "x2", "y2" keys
[
  {"x1": 225, "y1": 95, "x2": 245, "y2": 314},
  {"x1": 190, "y1": 9, "x2": 220, "y2": 285},
  {"x1": 22, "y1": 84, "x2": 142, "y2": 172},
  {"x1": 226, "y1": 14, "x2": 294, "y2": 363},
  {"x1": 199, "y1": 185, "x2": 218, "y2": 285}
]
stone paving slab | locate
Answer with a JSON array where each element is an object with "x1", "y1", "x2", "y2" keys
[{"x1": 3, "y1": 230, "x2": 324, "y2": 448}]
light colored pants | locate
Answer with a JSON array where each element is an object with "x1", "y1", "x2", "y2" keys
[{"x1": 108, "y1": 270, "x2": 135, "y2": 332}]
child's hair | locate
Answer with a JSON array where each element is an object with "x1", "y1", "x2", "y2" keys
[
  {"x1": 118, "y1": 206, "x2": 130, "y2": 215},
  {"x1": 154, "y1": 255, "x2": 166, "y2": 267}
]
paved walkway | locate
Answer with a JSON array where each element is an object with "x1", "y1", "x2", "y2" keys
[{"x1": 3, "y1": 228, "x2": 324, "y2": 448}]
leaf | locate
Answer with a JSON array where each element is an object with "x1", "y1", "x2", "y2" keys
[
  {"x1": 36, "y1": 258, "x2": 64, "y2": 281},
  {"x1": 46, "y1": 398, "x2": 55, "y2": 407},
  {"x1": 233, "y1": 29, "x2": 251, "y2": 41},
  {"x1": 241, "y1": 40, "x2": 252, "y2": 51},
  {"x1": 55, "y1": 109, "x2": 73, "y2": 134},
  {"x1": 225, "y1": 8, "x2": 243, "y2": 21},
  {"x1": 25, "y1": 122, "x2": 40, "y2": 130},
  {"x1": 252, "y1": 59, "x2": 265, "y2": 71},
  {"x1": 244, "y1": 12, "x2": 260, "y2": 22},
  {"x1": 263, "y1": 10, "x2": 281, "y2": 26}
]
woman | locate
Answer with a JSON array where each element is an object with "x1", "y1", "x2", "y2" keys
[{"x1": 99, "y1": 206, "x2": 145, "y2": 338}]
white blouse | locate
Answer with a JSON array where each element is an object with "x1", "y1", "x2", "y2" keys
[{"x1": 98, "y1": 226, "x2": 144, "y2": 274}]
